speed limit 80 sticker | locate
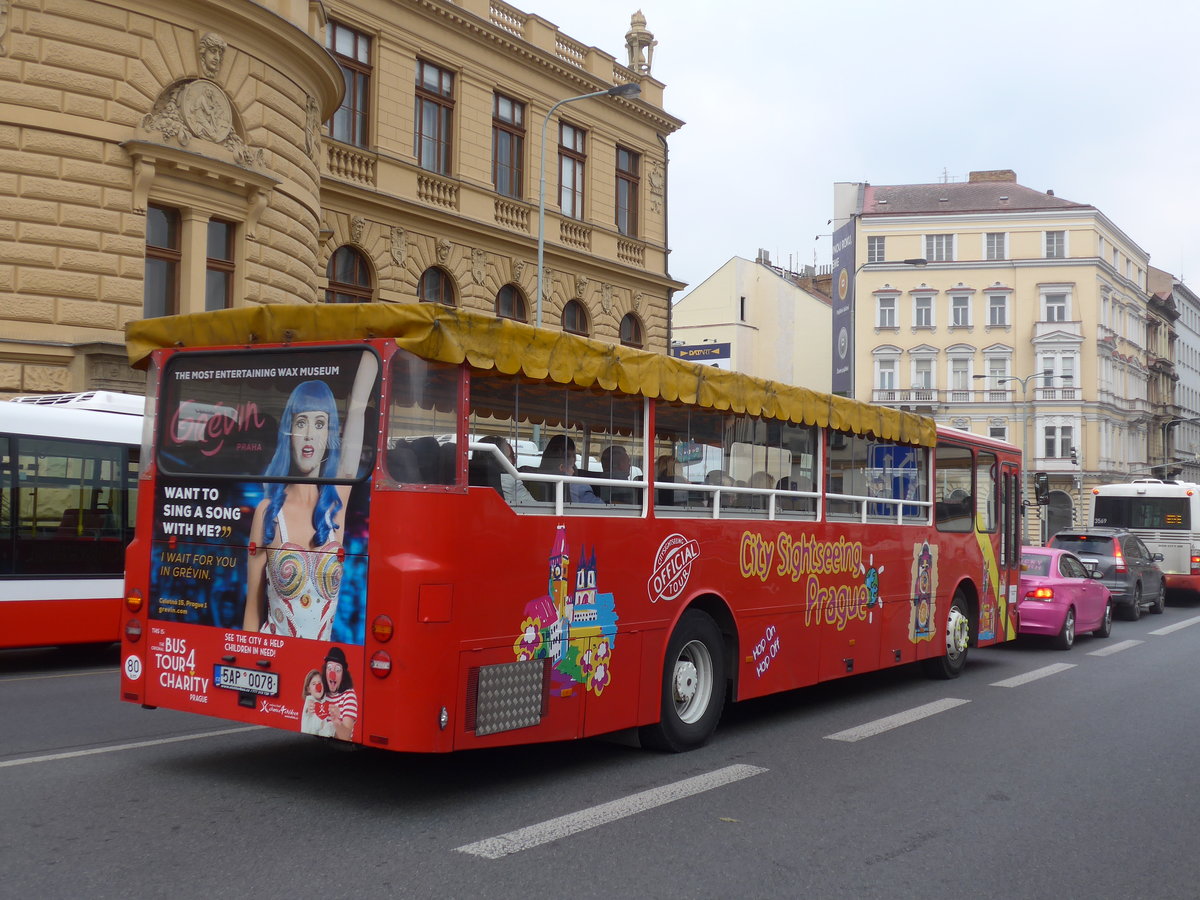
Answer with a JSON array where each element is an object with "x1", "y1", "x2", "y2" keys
[{"x1": 123, "y1": 655, "x2": 143, "y2": 680}]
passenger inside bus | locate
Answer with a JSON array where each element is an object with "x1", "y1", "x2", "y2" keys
[
  {"x1": 539, "y1": 435, "x2": 602, "y2": 504},
  {"x1": 474, "y1": 435, "x2": 537, "y2": 505},
  {"x1": 598, "y1": 445, "x2": 637, "y2": 504}
]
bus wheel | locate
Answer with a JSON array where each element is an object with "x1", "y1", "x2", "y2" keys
[
  {"x1": 640, "y1": 610, "x2": 726, "y2": 752},
  {"x1": 922, "y1": 591, "x2": 970, "y2": 680}
]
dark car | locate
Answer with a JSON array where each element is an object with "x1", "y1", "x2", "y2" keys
[{"x1": 1047, "y1": 528, "x2": 1166, "y2": 620}]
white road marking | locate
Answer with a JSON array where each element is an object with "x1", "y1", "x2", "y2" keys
[
  {"x1": 823, "y1": 698, "x2": 970, "y2": 743},
  {"x1": 0, "y1": 726, "x2": 262, "y2": 769},
  {"x1": 990, "y1": 663, "x2": 1076, "y2": 687},
  {"x1": 455, "y1": 763, "x2": 768, "y2": 859},
  {"x1": 1149, "y1": 615, "x2": 1200, "y2": 636},
  {"x1": 1087, "y1": 639, "x2": 1144, "y2": 657}
]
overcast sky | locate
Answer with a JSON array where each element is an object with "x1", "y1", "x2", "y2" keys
[{"x1": 528, "y1": 0, "x2": 1200, "y2": 298}]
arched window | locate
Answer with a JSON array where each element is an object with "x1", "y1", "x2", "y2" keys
[
  {"x1": 418, "y1": 267, "x2": 455, "y2": 305},
  {"x1": 619, "y1": 313, "x2": 644, "y2": 348},
  {"x1": 496, "y1": 284, "x2": 527, "y2": 321},
  {"x1": 562, "y1": 299, "x2": 588, "y2": 336},
  {"x1": 325, "y1": 246, "x2": 372, "y2": 303}
]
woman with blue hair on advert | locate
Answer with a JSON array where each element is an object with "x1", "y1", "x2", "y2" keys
[{"x1": 243, "y1": 353, "x2": 378, "y2": 640}]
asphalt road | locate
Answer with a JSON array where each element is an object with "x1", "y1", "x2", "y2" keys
[{"x1": 5, "y1": 603, "x2": 1200, "y2": 899}]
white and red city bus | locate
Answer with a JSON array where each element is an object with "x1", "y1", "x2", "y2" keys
[
  {"x1": 1090, "y1": 479, "x2": 1200, "y2": 598},
  {"x1": 118, "y1": 305, "x2": 1021, "y2": 752},
  {"x1": 1, "y1": 391, "x2": 142, "y2": 648}
]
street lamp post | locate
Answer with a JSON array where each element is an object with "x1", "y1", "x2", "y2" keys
[
  {"x1": 536, "y1": 81, "x2": 641, "y2": 328},
  {"x1": 973, "y1": 369, "x2": 1072, "y2": 544}
]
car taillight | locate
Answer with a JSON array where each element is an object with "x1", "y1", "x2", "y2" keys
[
  {"x1": 1113, "y1": 543, "x2": 1126, "y2": 574},
  {"x1": 1027, "y1": 587, "x2": 1054, "y2": 600}
]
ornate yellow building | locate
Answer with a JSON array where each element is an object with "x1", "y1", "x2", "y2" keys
[{"x1": 0, "y1": 0, "x2": 682, "y2": 395}]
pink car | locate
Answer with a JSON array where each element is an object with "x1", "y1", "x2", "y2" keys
[{"x1": 1018, "y1": 546, "x2": 1113, "y2": 650}]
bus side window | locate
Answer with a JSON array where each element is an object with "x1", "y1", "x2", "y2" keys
[{"x1": 934, "y1": 444, "x2": 973, "y2": 532}]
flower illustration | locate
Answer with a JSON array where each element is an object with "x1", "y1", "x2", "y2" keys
[
  {"x1": 590, "y1": 661, "x2": 611, "y2": 695},
  {"x1": 577, "y1": 645, "x2": 594, "y2": 678},
  {"x1": 594, "y1": 639, "x2": 611, "y2": 661},
  {"x1": 514, "y1": 616, "x2": 543, "y2": 660}
]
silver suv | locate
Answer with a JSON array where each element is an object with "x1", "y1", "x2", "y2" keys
[{"x1": 1047, "y1": 528, "x2": 1166, "y2": 620}]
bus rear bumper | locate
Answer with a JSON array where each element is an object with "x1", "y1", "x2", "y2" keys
[{"x1": 1164, "y1": 574, "x2": 1200, "y2": 597}]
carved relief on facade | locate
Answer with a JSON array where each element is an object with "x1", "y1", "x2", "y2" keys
[
  {"x1": 648, "y1": 163, "x2": 665, "y2": 214},
  {"x1": 140, "y1": 79, "x2": 265, "y2": 168},
  {"x1": 632, "y1": 292, "x2": 643, "y2": 312},
  {"x1": 471, "y1": 248, "x2": 487, "y2": 285},
  {"x1": 601, "y1": 283, "x2": 614, "y2": 314},
  {"x1": 197, "y1": 32, "x2": 227, "y2": 80},
  {"x1": 0, "y1": 0, "x2": 9, "y2": 55},
  {"x1": 350, "y1": 216, "x2": 365, "y2": 244},
  {"x1": 304, "y1": 94, "x2": 322, "y2": 169},
  {"x1": 574, "y1": 274, "x2": 589, "y2": 299},
  {"x1": 436, "y1": 238, "x2": 452, "y2": 264},
  {"x1": 390, "y1": 227, "x2": 407, "y2": 267},
  {"x1": 512, "y1": 259, "x2": 527, "y2": 284}
]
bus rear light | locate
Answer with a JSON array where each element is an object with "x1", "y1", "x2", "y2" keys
[
  {"x1": 371, "y1": 615, "x2": 394, "y2": 642},
  {"x1": 125, "y1": 589, "x2": 144, "y2": 613},
  {"x1": 124, "y1": 618, "x2": 143, "y2": 643},
  {"x1": 1191, "y1": 554, "x2": 1200, "y2": 575},
  {"x1": 369, "y1": 650, "x2": 392, "y2": 678},
  {"x1": 1027, "y1": 587, "x2": 1054, "y2": 601}
]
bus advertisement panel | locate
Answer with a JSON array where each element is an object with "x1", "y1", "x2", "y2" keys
[
  {"x1": 139, "y1": 347, "x2": 378, "y2": 740},
  {"x1": 119, "y1": 305, "x2": 1021, "y2": 754}
]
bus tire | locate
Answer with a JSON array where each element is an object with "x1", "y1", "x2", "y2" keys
[
  {"x1": 922, "y1": 591, "x2": 970, "y2": 680},
  {"x1": 640, "y1": 610, "x2": 726, "y2": 752}
]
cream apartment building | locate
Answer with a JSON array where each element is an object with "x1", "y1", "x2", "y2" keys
[
  {"x1": 671, "y1": 253, "x2": 832, "y2": 390},
  {"x1": 838, "y1": 170, "x2": 1173, "y2": 535},
  {"x1": 0, "y1": 0, "x2": 681, "y2": 396}
]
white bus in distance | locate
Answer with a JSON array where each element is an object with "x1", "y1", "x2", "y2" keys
[{"x1": 1091, "y1": 479, "x2": 1200, "y2": 599}]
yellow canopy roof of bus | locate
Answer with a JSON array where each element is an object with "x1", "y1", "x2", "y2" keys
[{"x1": 125, "y1": 303, "x2": 936, "y2": 447}]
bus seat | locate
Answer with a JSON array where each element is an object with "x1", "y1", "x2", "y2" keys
[
  {"x1": 386, "y1": 444, "x2": 420, "y2": 483},
  {"x1": 468, "y1": 452, "x2": 504, "y2": 496},
  {"x1": 409, "y1": 437, "x2": 442, "y2": 483}
]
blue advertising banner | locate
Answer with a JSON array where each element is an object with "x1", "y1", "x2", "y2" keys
[{"x1": 831, "y1": 220, "x2": 856, "y2": 397}]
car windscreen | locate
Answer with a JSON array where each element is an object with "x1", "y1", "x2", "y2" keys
[{"x1": 1050, "y1": 535, "x2": 1114, "y2": 555}]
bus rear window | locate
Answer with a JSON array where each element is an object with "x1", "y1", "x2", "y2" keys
[
  {"x1": 158, "y1": 346, "x2": 379, "y2": 481},
  {"x1": 1093, "y1": 496, "x2": 1190, "y2": 530}
]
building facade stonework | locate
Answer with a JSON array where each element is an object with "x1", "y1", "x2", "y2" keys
[
  {"x1": 840, "y1": 169, "x2": 1177, "y2": 535},
  {"x1": 0, "y1": 0, "x2": 681, "y2": 396}
]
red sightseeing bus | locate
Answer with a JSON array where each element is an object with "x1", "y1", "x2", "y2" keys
[{"x1": 118, "y1": 305, "x2": 1021, "y2": 752}]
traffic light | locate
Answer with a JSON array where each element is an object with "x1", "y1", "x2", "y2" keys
[
  {"x1": 1034, "y1": 472, "x2": 1049, "y2": 504},
  {"x1": 1070, "y1": 446, "x2": 1078, "y2": 465}
]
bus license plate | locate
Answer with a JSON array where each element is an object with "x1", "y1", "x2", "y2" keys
[{"x1": 214, "y1": 665, "x2": 279, "y2": 696}]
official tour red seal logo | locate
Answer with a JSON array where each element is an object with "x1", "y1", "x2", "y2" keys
[{"x1": 648, "y1": 533, "x2": 700, "y2": 603}]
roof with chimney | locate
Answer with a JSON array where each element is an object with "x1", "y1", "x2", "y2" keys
[{"x1": 862, "y1": 170, "x2": 1091, "y2": 216}]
